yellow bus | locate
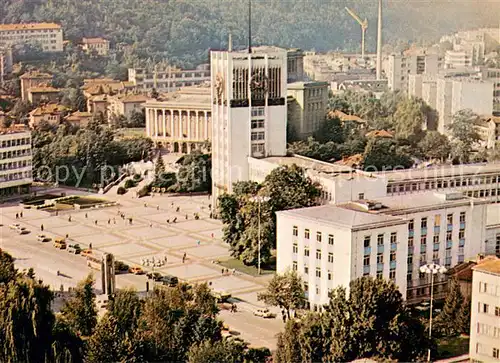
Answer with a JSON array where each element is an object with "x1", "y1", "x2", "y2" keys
[{"x1": 87, "y1": 254, "x2": 102, "y2": 270}]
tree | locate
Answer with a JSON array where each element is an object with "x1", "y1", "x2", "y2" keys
[
  {"x1": 393, "y1": 97, "x2": 429, "y2": 139},
  {"x1": 434, "y1": 278, "x2": 465, "y2": 337},
  {"x1": 447, "y1": 109, "x2": 481, "y2": 164},
  {"x1": 313, "y1": 115, "x2": 344, "y2": 144},
  {"x1": 176, "y1": 152, "x2": 211, "y2": 192},
  {"x1": 258, "y1": 270, "x2": 306, "y2": 319},
  {"x1": 363, "y1": 138, "x2": 413, "y2": 171},
  {"x1": 154, "y1": 153, "x2": 166, "y2": 177},
  {"x1": 50, "y1": 317, "x2": 85, "y2": 363},
  {"x1": 187, "y1": 338, "x2": 246, "y2": 363},
  {"x1": 128, "y1": 109, "x2": 146, "y2": 127},
  {"x1": 0, "y1": 249, "x2": 17, "y2": 283},
  {"x1": 60, "y1": 274, "x2": 97, "y2": 337},
  {"x1": 458, "y1": 298, "x2": 471, "y2": 335},
  {"x1": 108, "y1": 288, "x2": 142, "y2": 334},
  {"x1": 61, "y1": 88, "x2": 86, "y2": 111},
  {"x1": 288, "y1": 137, "x2": 340, "y2": 162},
  {"x1": 418, "y1": 131, "x2": 451, "y2": 161}
]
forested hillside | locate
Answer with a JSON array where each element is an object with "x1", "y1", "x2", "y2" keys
[{"x1": 1, "y1": 0, "x2": 499, "y2": 67}]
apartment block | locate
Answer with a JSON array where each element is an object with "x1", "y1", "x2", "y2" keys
[
  {"x1": 287, "y1": 81, "x2": 328, "y2": 139},
  {"x1": 0, "y1": 126, "x2": 32, "y2": 197},
  {"x1": 469, "y1": 259, "x2": 500, "y2": 363},
  {"x1": 81, "y1": 37, "x2": 110, "y2": 56},
  {"x1": 0, "y1": 46, "x2": 13, "y2": 82},
  {"x1": 387, "y1": 53, "x2": 441, "y2": 92},
  {"x1": 0, "y1": 23, "x2": 63, "y2": 52},
  {"x1": 277, "y1": 192, "x2": 489, "y2": 309},
  {"x1": 20, "y1": 71, "x2": 53, "y2": 101}
]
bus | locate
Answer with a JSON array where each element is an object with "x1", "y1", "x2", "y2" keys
[{"x1": 87, "y1": 254, "x2": 102, "y2": 270}]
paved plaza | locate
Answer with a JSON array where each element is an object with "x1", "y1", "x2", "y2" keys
[{"x1": 0, "y1": 188, "x2": 283, "y2": 348}]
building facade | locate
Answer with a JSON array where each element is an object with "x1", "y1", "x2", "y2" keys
[
  {"x1": 286, "y1": 48, "x2": 305, "y2": 83},
  {"x1": 0, "y1": 23, "x2": 63, "y2": 52},
  {"x1": 469, "y1": 259, "x2": 500, "y2": 363},
  {"x1": 0, "y1": 126, "x2": 32, "y2": 197},
  {"x1": 277, "y1": 192, "x2": 489, "y2": 309},
  {"x1": 387, "y1": 53, "x2": 441, "y2": 92},
  {"x1": 210, "y1": 47, "x2": 288, "y2": 205},
  {"x1": 287, "y1": 81, "x2": 328, "y2": 139},
  {"x1": 20, "y1": 71, "x2": 53, "y2": 102},
  {"x1": 144, "y1": 85, "x2": 211, "y2": 153},
  {"x1": 81, "y1": 38, "x2": 110, "y2": 56},
  {"x1": 0, "y1": 46, "x2": 13, "y2": 84},
  {"x1": 128, "y1": 65, "x2": 210, "y2": 93},
  {"x1": 27, "y1": 86, "x2": 60, "y2": 104},
  {"x1": 107, "y1": 94, "x2": 149, "y2": 120}
]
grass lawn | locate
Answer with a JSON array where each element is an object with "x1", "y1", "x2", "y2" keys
[
  {"x1": 436, "y1": 335, "x2": 469, "y2": 359},
  {"x1": 22, "y1": 194, "x2": 60, "y2": 205},
  {"x1": 218, "y1": 257, "x2": 276, "y2": 277}
]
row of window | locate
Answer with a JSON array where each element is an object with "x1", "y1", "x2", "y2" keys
[
  {"x1": 293, "y1": 244, "x2": 334, "y2": 262},
  {"x1": 477, "y1": 323, "x2": 500, "y2": 338},
  {"x1": 479, "y1": 282, "x2": 500, "y2": 297},
  {"x1": 478, "y1": 302, "x2": 500, "y2": 316},
  {"x1": 251, "y1": 143, "x2": 265, "y2": 155},
  {"x1": 412, "y1": 212, "x2": 466, "y2": 230},
  {"x1": 1, "y1": 138, "x2": 30, "y2": 148},
  {"x1": 251, "y1": 131, "x2": 265, "y2": 141},
  {"x1": 475, "y1": 344, "x2": 500, "y2": 359},
  {"x1": 251, "y1": 119, "x2": 264, "y2": 129},
  {"x1": 0, "y1": 148, "x2": 32, "y2": 160},
  {"x1": 387, "y1": 174, "x2": 500, "y2": 193},
  {"x1": 0, "y1": 170, "x2": 32, "y2": 182},
  {"x1": 251, "y1": 107, "x2": 265, "y2": 117},
  {"x1": 363, "y1": 232, "x2": 398, "y2": 248},
  {"x1": 0, "y1": 160, "x2": 31, "y2": 170},
  {"x1": 292, "y1": 226, "x2": 335, "y2": 245},
  {"x1": 293, "y1": 263, "x2": 333, "y2": 280}
]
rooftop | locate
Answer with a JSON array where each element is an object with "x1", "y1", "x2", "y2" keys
[
  {"x1": 114, "y1": 94, "x2": 149, "y2": 103},
  {"x1": 365, "y1": 130, "x2": 394, "y2": 138},
  {"x1": 144, "y1": 85, "x2": 211, "y2": 108},
  {"x1": 328, "y1": 110, "x2": 366, "y2": 124},
  {"x1": 473, "y1": 259, "x2": 500, "y2": 276},
  {"x1": 262, "y1": 155, "x2": 355, "y2": 176},
  {"x1": 28, "y1": 86, "x2": 60, "y2": 93},
  {"x1": 278, "y1": 204, "x2": 404, "y2": 230},
  {"x1": 20, "y1": 71, "x2": 52, "y2": 79},
  {"x1": 0, "y1": 125, "x2": 29, "y2": 135},
  {"x1": 82, "y1": 37, "x2": 109, "y2": 44},
  {"x1": 0, "y1": 23, "x2": 61, "y2": 31},
  {"x1": 288, "y1": 81, "x2": 328, "y2": 89},
  {"x1": 29, "y1": 103, "x2": 68, "y2": 116}
]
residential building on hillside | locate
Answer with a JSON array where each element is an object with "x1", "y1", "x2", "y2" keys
[
  {"x1": 65, "y1": 111, "x2": 93, "y2": 128},
  {"x1": 469, "y1": 258, "x2": 500, "y2": 363},
  {"x1": 0, "y1": 126, "x2": 32, "y2": 197},
  {"x1": 287, "y1": 81, "x2": 328, "y2": 139},
  {"x1": 444, "y1": 50, "x2": 473, "y2": 69},
  {"x1": 27, "y1": 86, "x2": 60, "y2": 105},
  {"x1": 0, "y1": 23, "x2": 63, "y2": 52},
  {"x1": 210, "y1": 46, "x2": 288, "y2": 206},
  {"x1": 0, "y1": 46, "x2": 13, "y2": 84},
  {"x1": 144, "y1": 85, "x2": 211, "y2": 153},
  {"x1": 20, "y1": 72, "x2": 53, "y2": 101},
  {"x1": 81, "y1": 37, "x2": 110, "y2": 56},
  {"x1": 277, "y1": 192, "x2": 490, "y2": 309},
  {"x1": 128, "y1": 64, "x2": 210, "y2": 93},
  {"x1": 304, "y1": 52, "x2": 377, "y2": 82},
  {"x1": 107, "y1": 94, "x2": 149, "y2": 121},
  {"x1": 478, "y1": 67, "x2": 500, "y2": 113},
  {"x1": 28, "y1": 103, "x2": 69, "y2": 128}
]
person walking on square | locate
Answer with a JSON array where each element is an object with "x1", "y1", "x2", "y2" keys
[
  {"x1": 40, "y1": 224, "x2": 44, "y2": 231},
  {"x1": 15, "y1": 213, "x2": 18, "y2": 219},
  {"x1": 182, "y1": 252, "x2": 186, "y2": 263},
  {"x1": 20, "y1": 212, "x2": 23, "y2": 218},
  {"x1": 85, "y1": 213, "x2": 88, "y2": 218},
  {"x1": 89, "y1": 243, "x2": 92, "y2": 249}
]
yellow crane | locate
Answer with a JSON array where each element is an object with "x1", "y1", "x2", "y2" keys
[{"x1": 345, "y1": 7, "x2": 368, "y2": 59}]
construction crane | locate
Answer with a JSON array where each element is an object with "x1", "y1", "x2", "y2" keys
[{"x1": 345, "y1": 7, "x2": 368, "y2": 59}]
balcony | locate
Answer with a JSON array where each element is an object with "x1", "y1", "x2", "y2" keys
[
  {"x1": 420, "y1": 244, "x2": 427, "y2": 253},
  {"x1": 459, "y1": 239, "x2": 465, "y2": 247},
  {"x1": 390, "y1": 243, "x2": 397, "y2": 251},
  {"x1": 446, "y1": 240, "x2": 453, "y2": 249},
  {"x1": 377, "y1": 245, "x2": 384, "y2": 254},
  {"x1": 390, "y1": 261, "x2": 397, "y2": 270},
  {"x1": 434, "y1": 226, "x2": 440, "y2": 234},
  {"x1": 408, "y1": 230, "x2": 414, "y2": 237},
  {"x1": 421, "y1": 227, "x2": 427, "y2": 235},
  {"x1": 377, "y1": 263, "x2": 384, "y2": 272},
  {"x1": 460, "y1": 222, "x2": 465, "y2": 230},
  {"x1": 363, "y1": 265, "x2": 370, "y2": 274},
  {"x1": 445, "y1": 257, "x2": 452, "y2": 266},
  {"x1": 433, "y1": 243, "x2": 440, "y2": 251},
  {"x1": 408, "y1": 246, "x2": 414, "y2": 255},
  {"x1": 447, "y1": 224, "x2": 453, "y2": 232},
  {"x1": 364, "y1": 246, "x2": 371, "y2": 256}
]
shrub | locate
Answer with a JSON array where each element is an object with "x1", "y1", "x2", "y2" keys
[
  {"x1": 137, "y1": 185, "x2": 150, "y2": 198},
  {"x1": 117, "y1": 186, "x2": 127, "y2": 195},
  {"x1": 114, "y1": 260, "x2": 129, "y2": 273},
  {"x1": 124, "y1": 179, "x2": 136, "y2": 189}
]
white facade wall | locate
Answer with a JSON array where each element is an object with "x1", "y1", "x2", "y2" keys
[
  {"x1": 422, "y1": 80, "x2": 437, "y2": 109},
  {"x1": 0, "y1": 24, "x2": 63, "y2": 52},
  {"x1": 451, "y1": 80, "x2": 493, "y2": 118},
  {"x1": 0, "y1": 131, "x2": 32, "y2": 192},
  {"x1": 437, "y1": 78, "x2": 454, "y2": 134},
  {"x1": 469, "y1": 268, "x2": 500, "y2": 362},
  {"x1": 408, "y1": 74, "x2": 423, "y2": 98}
]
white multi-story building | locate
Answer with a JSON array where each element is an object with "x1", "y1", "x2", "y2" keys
[
  {"x1": 469, "y1": 258, "x2": 500, "y2": 363},
  {"x1": 0, "y1": 126, "x2": 32, "y2": 197},
  {"x1": 0, "y1": 23, "x2": 63, "y2": 52},
  {"x1": 210, "y1": 46, "x2": 288, "y2": 205},
  {"x1": 386, "y1": 53, "x2": 441, "y2": 92},
  {"x1": 277, "y1": 192, "x2": 490, "y2": 309},
  {"x1": 128, "y1": 65, "x2": 210, "y2": 93}
]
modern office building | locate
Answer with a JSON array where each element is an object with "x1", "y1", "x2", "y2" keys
[
  {"x1": 128, "y1": 64, "x2": 210, "y2": 93},
  {"x1": 287, "y1": 81, "x2": 328, "y2": 139},
  {"x1": 0, "y1": 126, "x2": 32, "y2": 197},
  {"x1": 0, "y1": 23, "x2": 63, "y2": 52},
  {"x1": 144, "y1": 85, "x2": 211, "y2": 153},
  {"x1": 210, "y1": 46, "x2": 288, "y2": 205},
  {"x1": 469, "y1": 258, "x2": 500, "y2": 363},
  {"x1": 277, "y1": 192, "x2": 489, "y2": 309}
]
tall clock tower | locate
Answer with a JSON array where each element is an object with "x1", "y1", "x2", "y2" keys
[{"x1": 210, "y1": 47, "x2": 288, "y2": 205}]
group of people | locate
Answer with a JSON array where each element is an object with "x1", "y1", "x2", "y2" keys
[
  {"x1": 15, "y1": 212, "x2": 23, "y2": 219},
  {"x1": 221, "y1": 268, "x2": 236, "y2": 276},
  {"x1": 141, "y1": 255, "x2": 168, "y2": 267}
]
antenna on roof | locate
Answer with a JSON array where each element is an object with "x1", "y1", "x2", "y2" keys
[{"x1": 248, "y1": 0, "x2": 252, "y2": 53}]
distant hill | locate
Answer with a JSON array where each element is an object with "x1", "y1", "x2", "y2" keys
[{"x1": 1, "y1": 0, "x2": 499, "y2": 68}]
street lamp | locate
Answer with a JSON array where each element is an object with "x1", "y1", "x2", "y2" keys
[
  {"x1": 419, "y1": 263, "x2": 447, "y2": 362},
  {"x1": 249, "y1": 195, "x2": 270, "y2": 275}
]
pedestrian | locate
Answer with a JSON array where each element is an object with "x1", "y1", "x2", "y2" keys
[
  {"x1": 211, "y1": 233, "x2": 214, "y2": 239},
  {"x1": 144, "y1": 203, "x2": 147, "y2": 207},
  {"x1": 56, "y1": 211, "x2": 58, "y2": 216},
  {"x1": 15, "y1": 213, "x2": 18, "y2": 219},
  {"x1": 40, "y1": 224, "x2": 44, "y2": 231},
  {"x1": 113, "y1": 218, "x2": 116, "y2": 224},
  {"x1": 65, "y1": 234, "x2": 69, "y2": 239},
  {"x1": 94, "y1": 220, "x2": 97, "y2": 225},
  {"x1": 209, "y1": 212, "x2": 213, "y2": 219},
  {"x1": 176, "y1": 207, "x2": 180, "y2": 212},
  {"x1": 85, "y1": 213, "x2": 88, "y2": 218},
  {"x1": 197, "y1": 240, "x2": 200, "y2": 246},
  {"x1": 164, "y1": 255, "x2": 167, "y2": 263},
  {"x1": 173, "y1": 217, "x2": 177, "y2": 223},
  {"x1": 89, "y1": 243, "x2": 92, "y2": 249},
  {"x1": 166, "y1": 219, "x2": 170, "y2": 223},
  {"x1": 129, "y1": 217, "x2": 133, "y2": 225},
  {"x1": 232, "y1": 268, "x2": 236, "y2": 275},
  {"x1": 208, "y1": 204, "x2": 212, "y2": 209},
  {"x1": 157, "y1": 205, "x2": 159, "y2": 211},
  {"x1": 68, "y1": 216, "x2": 72, "y2": 222},
  {"x1": 222, "y1": 268, "x2": 225, "y2": 275},
  {"x1": 185, "y1": 214, "x2": 188, "y2": 220},
  {"x1": 149, "y1": 223, "x2": 153, "y2": 228},
  {"x1": 108, "y1": 219, "x2": 111, "y2": 224},
  {"x1": 56, "y1": 270, "x2": 60, "y2": 276},
  {"x1": 20, "y1": 212, "x2": 23, "y2": 218}
]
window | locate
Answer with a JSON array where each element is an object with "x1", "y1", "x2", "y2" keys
[
  {"x1": 358, "y1": 193, "x2": 365, "y2": 200},
  {"x1": 377, "y1": 253, "x2": 383, "y2": 264},
  {"x1": 389, "y1": 270, "x2": 396, "y2": 279},
  {"x1": 293, "y1": 243, "x2": 298, "y2": 253},
  {"x1": 305, "y1": 229, "x2": 310, "y2": 239},
  {"x1": 328, "y1": 253, "x2": 334, "y2": 263},
  {"x1": 446, "y1": 231, "x2": 452, "y2": 241},
  {"x1": 493, "y1": 348, "x2": 499, "y2": 359},
  {"x1": 434, "y1": 214, "x2": 441, "y2": 226},
  {"x1": 495, "y1": 306, "x2": 500, "y2": 317},
  {"x1": 460, "y1": 212, "x2": 466, "y2": 223},
  {"x1": 251, "y1": 119, "x2": 264, "y2": 129},
  {"x1": 480, "y1": 282, "x2": 488, "y2": 293},
  {"x1": 377, "y1": 234, "x2": 384, "y2": 245},
  {"x1": 316, "y1": 232, "x2": 322, "y2": 242},
  {"x1": 390, "y1": 251, "x2": 396, "y2": 261},
  {"x1": 304, "y1": 248, "x2": 309, "y2": 257},
  {"x1": 316, "y1": 286, "x2": 320, "y2": 295},
  {"x1": 390, "y1": 232, "x2": 397, "y2": 244},
  {"x1": 316, "y1": 249, "x2": 322, "y2": 260},
  {"x1": 377, "y1": 271, "x2": 383, "y2": 279},
  {"x1": 421, "y1": 236, "x2": 427, "y2": 245},
  {"x1": 304, "y1": 282, "x2": 309, "y2": 292},
  {"x1": 304, "y1": 266, "x2": 309, "y2": 274},
  {"x1": 364, "y1": 236, "x2": 371, "y2": 247},
  {"x1": 328, "y1": 234, "x2": 334, "y2": 245},
  {"x1": 459, "y1": 230, "x2": 465, "y2": 239},
  {"x1": 407, "y1": 255, "x2": 413, "y2": 264},
  {"x1": 292, "y1": 226, "x2": 298, "y2": 236},
  {"x1": 251, "y1": 131, "x2": 265, "y2": 141},
  {"x1": 328, "y1": 271, "x2": 332, "y2": 280},
  {"x1": 408, "y1": 236, "x2": 414, "y2": 247},
  {"x1": 363, "y1": 256, "x2": 370, "y2": 266},
  {"x1": 315, "y1": 268, "x2": 321, "y2": 278},
  {"x1": 447, "y1": 214, "x2": 453, "y2": 225},
  {"x1": 421, "y1": 217, "x2": 427, "y2": 229},
  {"x1": 408, "y1": 219, "x2": 414, "y2": 230},
  {"x1": 251, "y1": 107, "x2": 265, "y2": 117},
  {"x1": 433, "y1": 235, "x2": 440, "y2": 243},
  {"x1": 292, "y1": 261, "x2": 297, "y2": 271},
  {"x1": 483, "y1": 303, "x2": 489, "y2": 314}
]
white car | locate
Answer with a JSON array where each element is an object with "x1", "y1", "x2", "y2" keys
[
  {"x1": 253, "y1": 308, "x2": 274, "y2": 318},
  {"x1": 9, "y1": 223, "x2": 20, "y2": 230},
  {"x1": 37, "y1": 234, "x2": 50, "y2": 242},
  {"x1": 17, "y1": 227, "x2": 30, "y2": 235}
]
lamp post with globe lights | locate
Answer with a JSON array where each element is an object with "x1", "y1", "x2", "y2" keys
[
  {"x1": 249, "y1": 195, "x2": 270, "y2": 275},
  {"x1": 420, "y1": 262, "x2": 447, "y2": 362}
]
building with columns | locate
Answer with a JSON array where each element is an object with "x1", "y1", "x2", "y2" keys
[
  {"x1": 211, "y1": 46, "x2": 288, "y2": 205},
  {"x1": 144, "y1": 85, "x2": 211, "y2": 153}
]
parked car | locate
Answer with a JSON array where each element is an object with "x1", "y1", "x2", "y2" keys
[
  {"x1": 17, "y1": 227, "x2": 30, "y2": 235},
  {"x1": 253, "y1": 308, "x2": 274, "y2": 318},
  {"x1": 213, "y1": 290, "x2": 232, "y2": 303},
  {"x1": 161, "y1": 275, "x2": 178, "y2": 287},
  {"x1": 68, "y1": 244, "x2": 81, "y2": 254},
  {"x1": 9, "y1": 223, "x2": 20, "y2": 230},
  {"x1": 53, "y1": 239, "x2": 67, "y2": 249},
  {"x1": 81, "y1": 249, "x2": 92, "y2": 257},
  {"x1": 146, "y1": 272, "x2": 163, "y2": 281},
  {"x1": 129, "y1": 266, "x2": 145, "y2": 275},
  {"x1": 37, "y1": 234, "x2": 50, "y2": 242}
]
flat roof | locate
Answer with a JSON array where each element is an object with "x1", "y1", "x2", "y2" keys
[
  {"x1": 261, "y1": 155, "x2": 355, "y2": 175},
  {"x1": 287, "y1": 81, "x2": 328, "y2": 89},
  {"x1": 278, "y1": 205, "x2": 404, "y2": 230},
  {"x1": 379, "y1": 162, "x2": 500, "y2": 182},
  {"x1": 473, "y1": 259, "x2": 500, "y2": 276},
  {"x1": 0, "y1": 23, "x2": 61, "y2": 31}
]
